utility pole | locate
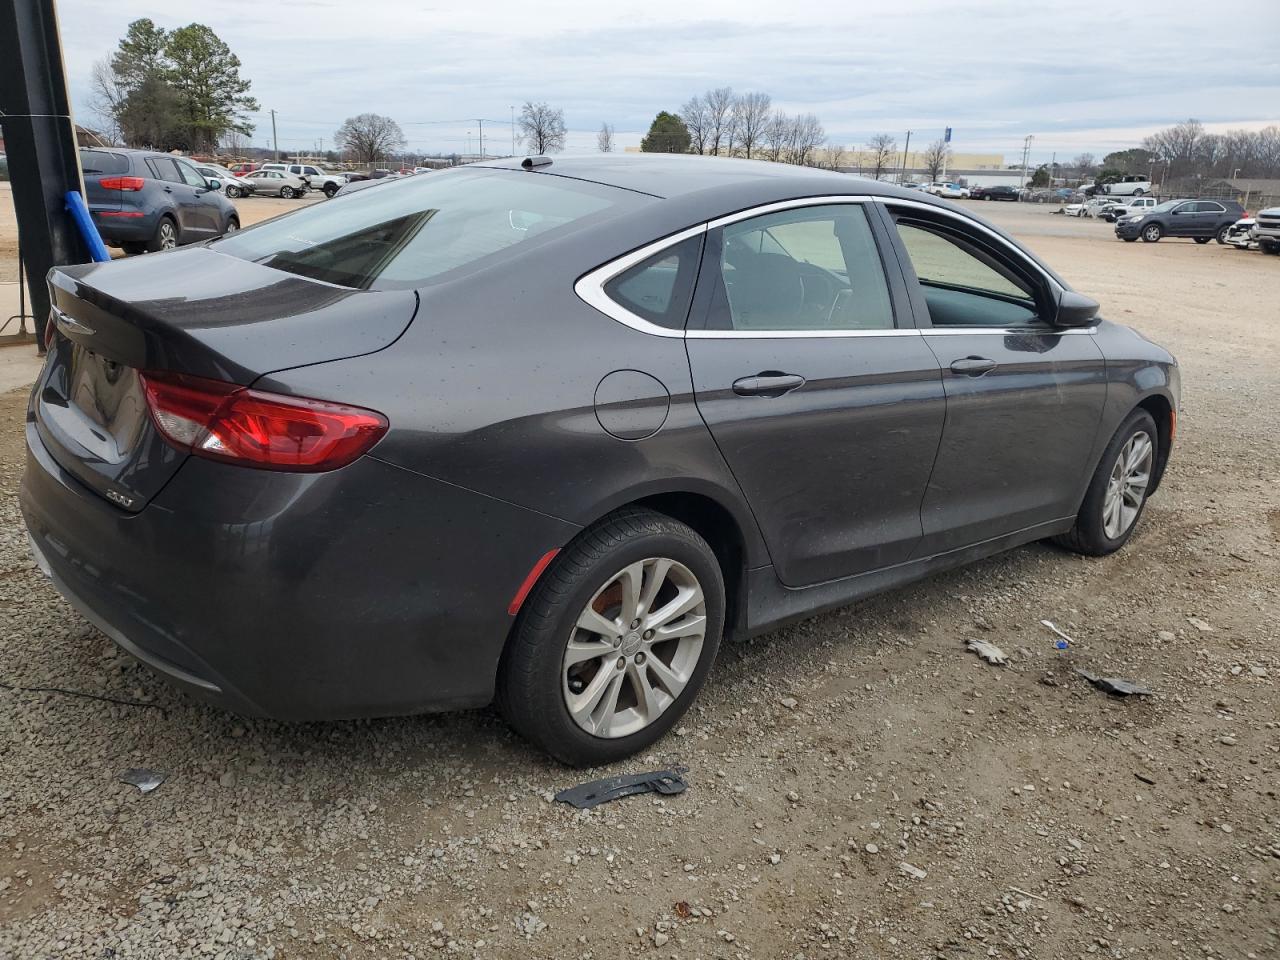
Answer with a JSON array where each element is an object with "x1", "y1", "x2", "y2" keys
[
  {"x1": 478, "y1": 118, "x2": 484, "y2": 160},
  {"x1": 900, "y1": 130, "x2": 912, "y2": 183},
  {"x1": 1019, "y1": 134, "x2": 1034, "y2": 189},
  {"x1": 510, "y1": 106, "x2": 516, "y2": 156},
  {"x1": 270, "y1": 109, "x2": 279, "y2": 161}
]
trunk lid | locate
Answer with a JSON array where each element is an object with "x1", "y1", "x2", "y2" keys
[{"x1": 36, "y1": 246, "x2": 417, "y2": 511}]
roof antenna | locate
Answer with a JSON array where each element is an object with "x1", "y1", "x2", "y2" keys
[{"x1": 522, "y1": 156, "x2": 553, "y2": 169}]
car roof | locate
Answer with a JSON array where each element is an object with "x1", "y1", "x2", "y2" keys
[{"x1": 472, "y1": 153, "x2": 942, "y2": 205}]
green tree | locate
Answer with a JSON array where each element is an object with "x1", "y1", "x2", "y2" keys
[
  {"x1": 116, "y1": 74, "x2": 184, "y2": 149},
  {"x1": 640, "y1": 112, "x2": 691, "y2": 154},
  {"x1": 1101, "y1": 148, "x2": 1156, "y2": 175},
  {"x1": 1029, "y1": 164, "x2": 1050, "y2": 188},
  {"x1": 164, "y1": 24, "x2": 258, "y2": 153},
  {"x1": 110, "y1": 18, "x2": 168, "y2": 91}
]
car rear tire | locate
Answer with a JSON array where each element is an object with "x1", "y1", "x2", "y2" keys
[
  {"x1": 121, "y1": 241, "x2": 146, "y2": 256},
  {"x1": 223, "y1": 217, "x2": 239, "y2": 236},
  {"x1": 1194, "y1": 237, "x2": 1210, "y2": 244},
  {"x1": 146, "y1": 216, "x2": 178, "y2": 253},
  {"x1": 1216, "y1": 225, "x2": 1231, "y2": 245},
  {"x1": 497, "y1": 507, "x2": 725, "y2": 766},
  {"x1": 1262, "y1": 240, "x2": 1280, "y2": 255},
  {"x1": 1054, "y1": 408, "x2": 1158, "y2": 557},
  {"x1": 1133, "y1": 189, "x2": 1145, "y2": 196},
  {"x1": 1141, "y1": 223, "x2": 1163, "y2": 242},
  {"x1": 280, "y1": 186, "x2": 295, "y2": 199}
]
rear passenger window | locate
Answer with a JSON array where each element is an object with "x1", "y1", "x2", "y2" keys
[
  {"x1": 80, "y1": 150, "x2": 130, "y2": 174},
  {"x1": 705, "y1": 204, "x2": 895, "y2": 331},
  {"x1": 146, "y1": 158, "x2": 184, "y2": 184},
  {"x1": 604, "y1": 235, "x2": 702, "y2": 330}
]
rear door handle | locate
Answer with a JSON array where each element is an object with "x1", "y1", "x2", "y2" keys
[
  {"x1": 949, "y1": 356, "x2": 997, "y2": 376},
  {"x1": 732, "y1": 372, "x2": 806, "y2": 397}
]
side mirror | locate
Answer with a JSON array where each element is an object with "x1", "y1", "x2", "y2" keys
[
  {"x1": 207, "y1": 178, "x2": 221, "y2": 191},
  {"x1": 1055, "y1": 289, "x2": 1099, "y2": 328}
]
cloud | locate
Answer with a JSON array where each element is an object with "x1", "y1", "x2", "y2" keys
[{"x1": 59, "y1": 0, "x2": 1280, "y2": 160}]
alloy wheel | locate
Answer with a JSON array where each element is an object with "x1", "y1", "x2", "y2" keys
[
  {"x1": 562, "y1": 557, "x2": 706, "y2": 739},
  {"x1": 1142, "y1": 224, "x2": 1161, "y2": 242},
  {"x1": 1103, "y1": 431, "x2": 1153, "y2": 539},
  {"x1": 159, "y1": 221, "x2": 177, "y2": 249}
]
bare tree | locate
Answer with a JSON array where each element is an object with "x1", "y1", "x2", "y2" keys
[
  {"x1": 761, "y1": 111, "x2": 790, "y2": 163},
  {"x1": 87, "y1": 58, "x2": 125, "y2": 145},
  {"x1": 921, "y1": 138, "x2": 951, "y2": 181},
  {"x1": 334, "y1": 113, "x2": 406, "y2": 167},
  {"x1": 866, "y1": 133, "x2": 897, "y2": 180},
  {"x1": 1143, "y1": 119, "x2": 1205, "y2": 179},
  {"x1": 220, "y1": 129, "x2": 249, "y2": 155},
  {"x1": 821, "y1": 139, "x2": 847, "y2": 171},
  {"x1": 786, "y1": 113, "x2": 825, "y2": 166},
  {"x1": 519, "y1": 101, "x2": 567, "y2": 155},
  {"x1": 681, "y1": 94, "x2": 710, "y2": 155},
  {"x1": 597, "y1": 122, "x2": 615, "y2": 153},
  {"x1": 734, "y1": 92, "x2": 772, "y2": 160},
  {"x1": 705, "y1": 86, "x2": 735, "y2": 156}
]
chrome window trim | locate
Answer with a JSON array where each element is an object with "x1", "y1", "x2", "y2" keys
[
  {"x1": 573, "y1": 223, "x2": 708, "y2": 338},
  {"x1": 687, "y1": 328, "x2": 920, "y2": 340},
  {"x1": 573, "y1": 193, "x2": 1096, "y2": 340}
]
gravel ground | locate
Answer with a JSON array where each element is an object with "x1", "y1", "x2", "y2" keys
[{"x1": 1, "y1": 202, "x2": 1277, "y2": 959}]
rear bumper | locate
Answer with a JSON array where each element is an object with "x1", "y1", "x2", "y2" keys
[
  {"x1": 20, "y1": 421, "x2": 580, "y2": 720},
  {"x1": 89, "y1": 209, "x2": 157, "y2": 243}
]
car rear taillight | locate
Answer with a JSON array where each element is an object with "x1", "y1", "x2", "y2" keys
[
  {"x1": 98, "y1": 176, "x2": 146, "y2": 191},
  {"x1": 139, "y1": 371, "x2": 388, "y2": 472}
]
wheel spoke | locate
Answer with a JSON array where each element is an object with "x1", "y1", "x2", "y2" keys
[
  {"x1": 646, "y1": 655, "x2": 690, "y2": 701},
  {"x1": 577, "y1": 606, "x2": 619, "y2": 639},
  {"x1": 1126, "y1": 435, "x2": 1152, "y2": 473},
  {"x1": 637, "y1": 558, "x2": 673, "y2": 620},
  {"x1": 617, "y1": 562, "x2": 645, "y2": 625},
  {"x1": 627, "y1": 661, "x2": 661, "y2": 722},
  {"x1": 591, "y1": 670, "x2": 626, "y2": 736},
  {"x1": 565, "y1": 637, "x2": 614, "y2": 667},
  {"x1": 645, "y1": 585, "x2": 702, "y2": 631},
  {"x1": 569, "y1": 663, "x2": 623, "y2": 732},
  {"x1": 654, "y1": 613, "x2": 706, "y2": 642}
]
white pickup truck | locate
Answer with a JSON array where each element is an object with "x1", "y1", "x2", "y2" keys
[{"x1": 260, "y1": 163, "x2": 349, "y2": 198}]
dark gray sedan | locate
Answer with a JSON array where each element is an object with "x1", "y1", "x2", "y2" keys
[{"x1": 22, "y1": 155, "x2": 1178, "y2": 765}]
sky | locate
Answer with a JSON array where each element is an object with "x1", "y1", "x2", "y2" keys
[{"x1": 55, "y1": 0, "x2": 1280, "y2": 165}]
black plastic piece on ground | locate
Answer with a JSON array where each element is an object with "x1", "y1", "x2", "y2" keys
[{"x1": 554, "y1": 767, "x2": 688, "y2": 809}]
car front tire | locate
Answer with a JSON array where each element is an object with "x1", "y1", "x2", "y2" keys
[
  {"x1": 324, "y1": 183, "x2": 339, "y2": 199},
  {"x1": 497, "y1": 507, "x2": 725, "y2": 766},
  {"x1": 226, "y1": 185, "x2": 241, "y2": 199},
  {"x1": 1141, "y1": 223, "x2": 1163, "y2": 242},
  {"x1": 1054, "y1": 408, "x2": 1158, "y2": 557}
]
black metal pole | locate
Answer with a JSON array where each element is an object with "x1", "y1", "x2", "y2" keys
[{"x1": 0, "y1": 0, "x2": 92, "y2": 352}]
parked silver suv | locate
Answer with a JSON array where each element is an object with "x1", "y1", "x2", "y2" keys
[{"x1": 1251, "y1": 207, "x2": 1280, "y2": 254}]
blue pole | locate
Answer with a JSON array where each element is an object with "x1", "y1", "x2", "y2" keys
[{"x1": 64, "y1": 190, "x2": 111, "y2": 263}]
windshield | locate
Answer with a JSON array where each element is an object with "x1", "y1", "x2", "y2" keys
[{"x1": 214, "y1": 167, "x2": 646, "y2": 290}]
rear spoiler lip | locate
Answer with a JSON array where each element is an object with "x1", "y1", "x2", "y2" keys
[{"x1": 46, "y1": 251, "x2": 420, "y2": 386}]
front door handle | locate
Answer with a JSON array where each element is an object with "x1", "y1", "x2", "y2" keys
[
  {"x1": 949, "y1": 356, "x2": 997, "y2": 376},
  {"x1": 732, "y1": 372, "x2": 806, "y2": 397}
]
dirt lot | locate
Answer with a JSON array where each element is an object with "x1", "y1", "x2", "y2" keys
[{"x1": 0, "y1": 197, "x2": 1277, "y2": 960}]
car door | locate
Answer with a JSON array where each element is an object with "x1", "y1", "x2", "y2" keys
[
  {"x1": 146, "y1": 157, "x2": 198, "y2": 235},
  {"x1": 685, "y1": 200, "x2": 947, "y2": 587},
  {"x1": 173, "y1": 159, "x2": 220, "y2": 235},
  {"x1": 878, "y1": 201, "x2": 1108, "y2": 555},
  {"x1": 1166, "y1": 200, "x2": 1204, "y2": 236}
]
